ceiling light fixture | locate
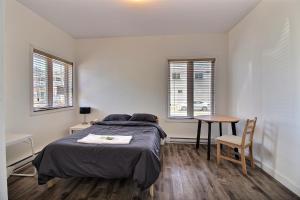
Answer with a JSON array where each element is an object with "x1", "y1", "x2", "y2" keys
[{"x1": 127, "y1": 0, "x2": 150, "y2": 4}]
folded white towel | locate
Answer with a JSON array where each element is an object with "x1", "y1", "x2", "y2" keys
[{"x1": 77, "y1": 134, "x2": 132, "y2": 144}]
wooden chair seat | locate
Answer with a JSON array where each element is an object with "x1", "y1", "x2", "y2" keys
[{"x1": 216, "y1": 135, "x2": 250, "y2": 147}]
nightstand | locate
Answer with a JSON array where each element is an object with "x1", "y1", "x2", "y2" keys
[{"x1": 69, "y1": 123, "x2": 92, "y2": 135}]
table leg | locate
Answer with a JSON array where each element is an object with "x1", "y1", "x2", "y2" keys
[
  {"x1": 219, "y1": 122, "x2": 223, "y2": 150},
  {"x1": 231, "y1": 122, "x2": 237, "y2": 135},
  {"x1": 231, "y1": 122, "x2": 239, "y2": 159},
  {"x1": 207, "y1": 122, "x2": 212, "y2": 160},
  {"x1": 196, "y1": 120, "x2": 202, "y2": 149}
]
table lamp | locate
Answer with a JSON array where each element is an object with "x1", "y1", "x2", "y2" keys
[{"x1": 80, "y1": 107, "x2": 91, "y2": 124}]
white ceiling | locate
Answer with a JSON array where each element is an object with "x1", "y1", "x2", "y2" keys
[{"x1": 17, "y1": 0, "x2": 260, "y2": 38}]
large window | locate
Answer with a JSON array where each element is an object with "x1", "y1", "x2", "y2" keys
[
  {"x1": 32, "y1": 49, "x2": 73, "y2": 112},
  {"x1": 168, "y1": 58, "x2": 215, "y2": 118}
]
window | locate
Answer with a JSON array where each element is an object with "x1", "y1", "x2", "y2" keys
[
  {"x1": 32, "y1": 49, "x2": 73, "y2": 112},
  {"x1": 168, "y1": 58, "x2": 215, "y2": 118}
]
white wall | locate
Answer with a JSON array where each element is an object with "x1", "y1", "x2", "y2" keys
[
  {"x1": 76, "y1": 34, "x2": 228, "y2": 139},
  {"x1": 0, "y1": 0, "x2": 8, "y2": 198},
  {"x1": 228, "y1": 0, "x2": 300, "y2": 196},
  {"x1": 4, "y1": 0, "x2": 79, "y2": 165}
]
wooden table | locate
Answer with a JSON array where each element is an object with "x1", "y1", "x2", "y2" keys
[{"x1": 195, "y1": 115, "x2": 240, "y2": 160}]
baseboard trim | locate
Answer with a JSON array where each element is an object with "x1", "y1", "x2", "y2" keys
[
  {"x1": 166, "y1": 137, "x2": 212, "y2": 144},
  {"x1": 256, "y1": 161, "x2": 300, "y2": 197}
]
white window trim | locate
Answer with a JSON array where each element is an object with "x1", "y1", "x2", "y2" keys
[
  {"x1": 29, "y1": 45, "x2": 76, "y2": 116},
  {"x1": 167, "y1": 58, "x2": 216, "y2": 120}
]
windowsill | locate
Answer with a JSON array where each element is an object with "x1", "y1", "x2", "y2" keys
[
  {"x1": 165, "y1": 118, "x2": 198, "y2": 123},
  {"x1": 30, "y1": 106, "x2": 75, "y2": 116}
]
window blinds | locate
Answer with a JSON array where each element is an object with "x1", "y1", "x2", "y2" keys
[
  {"x1": 168, "y1": 59, "x2": 215, "y2": 118},
  {"x1": 33, "y1": 49, "x2": 73, "y2": 112}
]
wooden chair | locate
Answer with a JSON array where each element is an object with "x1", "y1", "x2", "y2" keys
[{"x1": 216, "y1": 117, "x2": 257, "y2": 175}]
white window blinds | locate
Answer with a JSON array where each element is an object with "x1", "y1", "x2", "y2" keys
[
  {"x1": 168, "y1": 58, "x2": 215, "y2": 118},
  {"x1": 33, "y1": 49, "x2": 73, "y2": 112}
]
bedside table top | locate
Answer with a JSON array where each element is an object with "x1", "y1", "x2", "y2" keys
[{"x1": 70, "y1": 123, "x2": 92, "y2": 130}]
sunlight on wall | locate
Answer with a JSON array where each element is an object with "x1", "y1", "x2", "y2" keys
[
  {"x1": 260, "y1": 18, "x2": 291, "y2": 169},
  {"x1": 236, "y1": 61, "x2": 253, "y2": 115}
]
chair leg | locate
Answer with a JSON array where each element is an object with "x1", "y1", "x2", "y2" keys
[
  {"x1": 249, "y1": 145, "x2": 255, "y2": 169},
  {"x1": 47, "y1": 179, "x2": 55, "y2": 188},
  {"x1": 227, "y1": 146, "x2": 231, "y2": 158},
  {"x1": 241, "y1": 148, "x2": 247, "y2": 175},
  {"x1": 217, "y1": 142, "x2": 221, "y2": 165}
]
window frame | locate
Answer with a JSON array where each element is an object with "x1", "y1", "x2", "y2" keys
[
  {"x1": 167, "y1": 58, "x2": 216, "y2": 120},
  {"x1": 30, "y1": 47, "x2": 75, "y2": 115}
]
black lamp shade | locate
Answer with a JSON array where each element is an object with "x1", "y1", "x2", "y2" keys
[{"x1": 80, "y1": 107, "x2": 91, "y2": 114}]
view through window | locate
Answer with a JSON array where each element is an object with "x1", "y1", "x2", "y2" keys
[
  {"x1": 168, "y1": 59, "x2": 215, "y2": 118},
  {"x1": 33, "y1": 49, "x2": 73, "y2": 112}
]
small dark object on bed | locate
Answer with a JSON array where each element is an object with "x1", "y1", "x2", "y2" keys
[
  {"x1": 103, "y1": 114, "x2": 132, "y2": 121},
  {"x1": 129, "y1": 113, "x2": 158, "y2": 123}
]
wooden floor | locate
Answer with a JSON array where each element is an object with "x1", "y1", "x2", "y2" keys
[{"x1": 8, "y1": 144, "x2": 299, "y2": 200}]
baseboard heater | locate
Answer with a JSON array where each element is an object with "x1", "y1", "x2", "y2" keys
[{"x1": 166, "y1": 137, "x2": 208, "y2": 144}]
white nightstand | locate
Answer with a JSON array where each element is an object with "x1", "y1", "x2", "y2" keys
[{"x1": 69, "y1": 123, "x2": 92, "y2": 135}]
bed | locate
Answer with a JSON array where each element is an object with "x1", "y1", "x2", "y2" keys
[{"x1": 32, "y1": 114, "x2": 167, "y2": 192}]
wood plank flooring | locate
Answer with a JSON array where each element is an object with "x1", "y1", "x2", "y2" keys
[{"x1": 8, "y1": 144, "x2": 300, "y2": 200}]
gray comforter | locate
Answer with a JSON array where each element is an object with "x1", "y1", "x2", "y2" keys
[{"x1": 32, "y1": 121, "x2": 167, "y2": 189}]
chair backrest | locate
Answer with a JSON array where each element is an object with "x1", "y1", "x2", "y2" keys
[{"x1": 241, "y1": 117, "x2": 257, "y2": 147}]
